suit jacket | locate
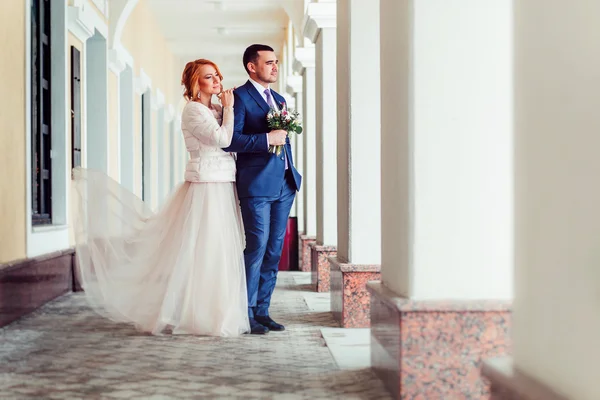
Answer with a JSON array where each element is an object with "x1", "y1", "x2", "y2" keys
[{"x1": 222, "y1": 80, "x2": 302, "y2": 198}]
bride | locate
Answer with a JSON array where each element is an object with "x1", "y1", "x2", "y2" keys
[{"x1": 72, "y1": 59, "x2": 250, "y2": 337}]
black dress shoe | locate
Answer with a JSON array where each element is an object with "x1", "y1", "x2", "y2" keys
[
  {"x1": 248, "y1": 319, "x2": 269, "y2": 335},
  {"x1": 255, "y1": 316, "x2": 285, "y2": 331}
]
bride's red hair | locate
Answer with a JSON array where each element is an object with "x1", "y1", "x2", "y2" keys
[{"x1": 181, "y1": 59, "x2": 224, "y2": 101}]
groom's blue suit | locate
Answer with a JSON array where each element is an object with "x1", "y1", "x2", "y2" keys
[{"x1": 223, "y1": 80, "x2": 301, "y2": 320}]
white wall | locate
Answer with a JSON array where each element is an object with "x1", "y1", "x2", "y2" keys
[{"x1": 512, "y1": 1, "x2": 600, "y2": 399}]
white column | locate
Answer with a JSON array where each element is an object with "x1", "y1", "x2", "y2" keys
[
  {"x1": 286, "y1": 76, "x2": 304, "y2": 231},
  {"x1": 119, "y1": 65, "x2": 135, "y2": 192},
  {"x1": 134, "y1": 70, "x2": 151, "y2": 201},
  {"x1": 295, "y1": 47, "x2": 317, "y2": 238},
  {"x1": 512, "y1": 2, "x2": 600, "y2": 399},
  {"x1": 336, "y1": 0, "x2": 380, "y2": 264},
  {"x1": 293, "y1": 90, "x2": 304, "y2": 234},
  {"x1": 283, "y1": 93, "x2": 297, "y2": 220},
  {"x1": 305, "y1": 2, "x2": 337, "y2": 247},
  {"x1": 278, "y1": 44, "x2": 288, "y2": 95},
  {"x1": 379, "y1": 0, "x2": 513, "y2": 299},
  {"x1": 86, "y1": 31, "x2": 109, "y2": 173}
]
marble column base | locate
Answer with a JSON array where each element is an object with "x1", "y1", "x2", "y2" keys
[
  {"x1": 367, "y1": 281, "x2": 511, "y2": 399},
  {"x1": 310, "y1": 243, "x2": 336, "y2": 292},
  {"x1": 482, "y1": 357, "x2": 568, "y2": 400},
  {"x1": 299, "y1": 235, "x2": 316, "y2": 272},
  {"x1": 0, "y1": 249, "x2": 75, "y2": 327},
  {"x1": 329, "y1": 257, "x2": 380, "y2": 328}
]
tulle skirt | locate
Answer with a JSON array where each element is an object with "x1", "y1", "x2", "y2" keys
[{"x1": 72, "y1": 168, "x2": 250, "y2": 337}]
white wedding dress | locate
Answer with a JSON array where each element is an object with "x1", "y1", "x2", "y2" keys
[{"x1": 73, "y1": 101, "x2": 250, "y2": 337}]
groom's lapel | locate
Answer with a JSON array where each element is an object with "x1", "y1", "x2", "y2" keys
[
  {"x1": 272, "y1": 91, "x2": 286, "y2": 109},
  {"x1": 244, "y1": 80, "x2": 271, "y2": 115}
]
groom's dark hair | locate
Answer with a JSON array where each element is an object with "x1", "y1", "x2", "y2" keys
[{"x1": 243, "y1": 44, "x2": 275, "y2": 75}]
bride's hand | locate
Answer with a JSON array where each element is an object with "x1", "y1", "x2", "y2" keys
[{"x1": 219, "y1": 88, "x2": 235, "y2": 108}]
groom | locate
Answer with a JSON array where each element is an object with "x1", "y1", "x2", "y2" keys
[{"x1": 223, "y1": 44, "x2": 302, "y2": 334}]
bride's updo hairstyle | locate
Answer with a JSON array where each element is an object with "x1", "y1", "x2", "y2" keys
[{"x1": 181, "y1": 59, "x2": 224, "y2": 101}]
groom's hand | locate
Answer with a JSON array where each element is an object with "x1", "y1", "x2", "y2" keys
[{"x1": 268, "y1": 130, "x2": 287, "y2": 146}]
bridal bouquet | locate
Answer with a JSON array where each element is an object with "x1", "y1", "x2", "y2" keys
[{"x1": 267, "y1": 102, "x2": 303, "y2": 156}]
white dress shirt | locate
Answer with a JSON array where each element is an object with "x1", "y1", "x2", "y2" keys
[{"x1": 249, "y1": 78, "x2": 279, "y2": 111}]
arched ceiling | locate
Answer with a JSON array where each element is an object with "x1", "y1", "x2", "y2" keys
[{"x1": 146, "y1": 0, "x2": 306, "y2": 87}]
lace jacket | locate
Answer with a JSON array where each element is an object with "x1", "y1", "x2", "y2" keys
[{"x1": 180, "y1": 101, "x2": 235, "y2": 183}]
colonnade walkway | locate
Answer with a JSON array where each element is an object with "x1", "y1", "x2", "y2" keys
[{"x1": 0, "y1": 272, "x2": 391, "y2": 399}]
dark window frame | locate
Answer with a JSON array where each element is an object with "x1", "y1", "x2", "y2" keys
[
  {"x1": 71, "y1": 46, "x2": 81, "y2": 169},
  {"x1": 31, "y1": 0, "x2": 52, "y2": 225}
]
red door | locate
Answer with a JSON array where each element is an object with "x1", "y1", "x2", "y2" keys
[{"x1": 278, "y1": 217, "x2": 299, "y2": 271}]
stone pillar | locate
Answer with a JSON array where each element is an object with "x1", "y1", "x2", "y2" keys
[
  {"x1": 294, "y1": 47, "x2": 317, "y2": 273},
  {"x1": 482, "y1": 2, "x2": 600, "y2": 400},
  {"x1": 304, "y1": 1, "x2": 337, "y2": 292},
  {"x1": 369, "y1": 1, "x2": 513, "y2": 398},
  {"x1": 329, "y1": 0, "x2": 381, "y2": 328}
]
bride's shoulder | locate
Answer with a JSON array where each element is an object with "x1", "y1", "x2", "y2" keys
[
  {"x1": 181, "y1": 102, "x2": 212, "y2": 125},
  {"x1": 184, "y1": 100, "x2": 202, "y2": 110},
  {"x1": 183, "y1": 101, "x2": 208, "y2": 115}
]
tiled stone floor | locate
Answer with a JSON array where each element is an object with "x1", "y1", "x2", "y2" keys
[
  {"x1": 0, "y1": 272, "x2": 391, "y2": 399},
  {"x1": 321, "y1": 329, "x2": 371, "y2": 371}
]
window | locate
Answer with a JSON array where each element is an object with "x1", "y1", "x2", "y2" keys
[
  {"x1": 71, "y1": 46, "x2": 82, "y2": 169},
  {"x1": 31, "y1": 0, "x2": 52, "y2": 225}
]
